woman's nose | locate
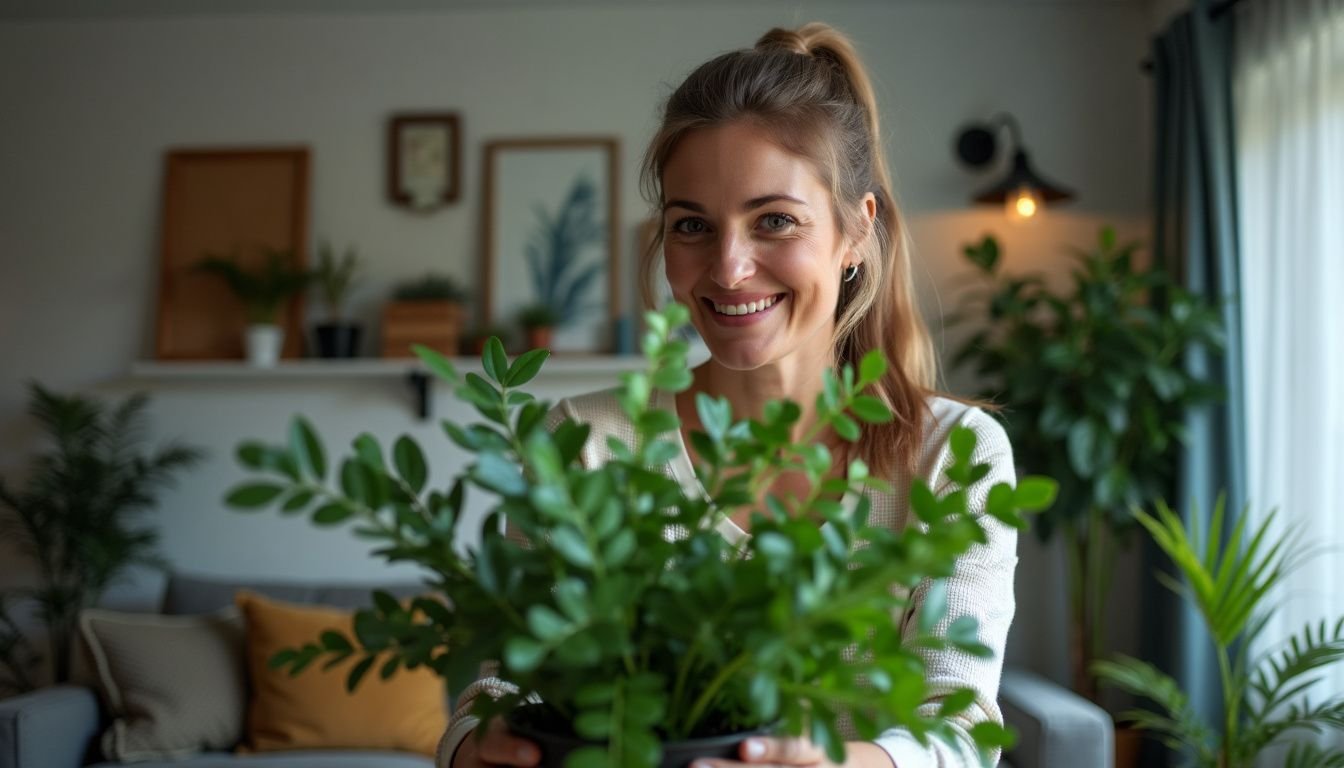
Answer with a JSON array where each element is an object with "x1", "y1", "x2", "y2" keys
[{"x1": 708, "y1": 231, "x2": 755, "y2": 288}]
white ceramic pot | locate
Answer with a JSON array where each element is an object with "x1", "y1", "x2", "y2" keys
[{"x1": 245, "y1": 324, "x2": 284, "y2": 367}]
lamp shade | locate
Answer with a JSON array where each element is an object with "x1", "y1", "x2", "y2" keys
[{"x1": 971, "y1": 149, "x2": 1074, "y2": 204}]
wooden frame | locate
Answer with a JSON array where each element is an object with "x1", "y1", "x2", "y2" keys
[
  {"x1": 481, "y1": 137, "x2": 620, "y2": 354},
  {"x1": 154, "y1": 146, "x2": 310, "y2": 360},
  {"x1": 387, "y1": 112, "x2": 461, "y2": 210}
]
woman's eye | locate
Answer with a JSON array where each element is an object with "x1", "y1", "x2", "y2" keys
[
  {"x1": 670, "y1": 218, "x2": 706, "y2": 235},
  {"x1": 762, "y1": 213, "x2": 797, "y2": 231}
]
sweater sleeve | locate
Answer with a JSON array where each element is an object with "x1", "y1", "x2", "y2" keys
[{"x1": 871, "y1": 407, "x2": 1019, "y2": 768}]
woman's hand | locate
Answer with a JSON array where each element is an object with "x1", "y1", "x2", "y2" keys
[
  {"x1": 691, "y1": 737, "x2": 894, "y2": 768},
  {"x1": 451, "y1": 717, "x2": 541, "y2": 768}
]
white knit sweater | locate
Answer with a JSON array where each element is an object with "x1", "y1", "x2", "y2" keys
[{"x1": 436, "y1": 387, "x2": 1018, "y2": 768}]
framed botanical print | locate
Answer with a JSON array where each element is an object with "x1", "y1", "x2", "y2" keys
[
  {"x1": 481, "y1": 137, "x2": 620, "y2": 354},
  {"x1": 388, "y1": 112, "x2": 460, "y2": 211}
]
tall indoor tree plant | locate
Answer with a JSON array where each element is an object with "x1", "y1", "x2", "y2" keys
[
  {"x1": 0, "y1": 383, "x2": 204, "y2": 693},
  {"x1": 947, "y1": 226, "x2": 1225, "y2": 699},
  {"x1": 223, "y1": 303, "x2": 1058, "y2": 768}
]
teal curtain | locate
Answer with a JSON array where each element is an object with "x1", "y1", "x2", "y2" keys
[{"x1": 1145, "y1": 0, "x2": 1247, "y2": 764}]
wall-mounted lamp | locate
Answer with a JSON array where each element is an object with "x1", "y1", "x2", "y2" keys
[{"x1": 955, "y1": 113, "x2": 1074, "y2": 221}]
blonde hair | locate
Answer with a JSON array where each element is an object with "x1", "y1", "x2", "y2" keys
[{"x1": 639, "y1": 22, "x2": 940, "y2": 478}]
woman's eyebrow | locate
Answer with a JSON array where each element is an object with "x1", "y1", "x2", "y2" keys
[{"x1": 663, "y1": 194, "x2": 810, "y2": 214}]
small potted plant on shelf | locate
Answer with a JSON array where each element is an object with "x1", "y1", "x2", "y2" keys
[
  {"x1": 311, "y1": 240, "x2": 363, "y2": 359},
  {"x1": 223, "y1": 302, "x2": 1058, "y2": 768},
  {"x1": 517, "y1": 303, "x2": 559, "y2": 350},
  {"x1": 382, "y1": 272, "x2": 467, "y2": 359},
  {"x1": 196, "y1": 246, "x2": 311, "y2": 367}
]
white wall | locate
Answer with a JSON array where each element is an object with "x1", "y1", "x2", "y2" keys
[{"x1": 0, "y1": 0, "x2": 1155, "y2": 686}]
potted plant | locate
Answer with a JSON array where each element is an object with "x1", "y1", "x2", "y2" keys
[
  {"x1": 0, "y1": 383, "x2": 204, "y2": 694},
  {"x1": 382, "y1": 272, "x2": 467, "y2": 359},
  {"x1": 196, "y1": 246, "x2": 311, "y2": 367},
  {"x1": 518, "y1": 303, "x2": 559, "y2": 350},
  {"x1": 222, "y1": 303, "x2": 1059, "y2": 768},
  {"x1": 311, "y1": 240, "x2": 363, "y2": 359},
  {"x1": 1094, "y1": 497, "x2": 1344, "y2": 767},
  {"x1": 946, "y1": 225, "x2": 1225, "y2": 707}
]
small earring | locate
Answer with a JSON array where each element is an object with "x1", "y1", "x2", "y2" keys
[{"x1": 842, "y1": 264, "x2": 860, "y2": 283}]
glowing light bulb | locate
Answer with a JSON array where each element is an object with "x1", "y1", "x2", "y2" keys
[{"x1": 1006, "y1": 186, "x2": 1042, "y2": 221}]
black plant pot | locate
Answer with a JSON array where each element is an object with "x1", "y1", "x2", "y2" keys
[
  {"x1": 505, "y1": 703, "x2": 774, "y2": 768},
  {"x1": 313, "y1": 322, "x2": 362, "y2": 358}
]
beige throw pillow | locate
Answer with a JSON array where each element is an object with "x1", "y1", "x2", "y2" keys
[{"x1": 79, "y1": 607, "x2": 247, "y2": 761}]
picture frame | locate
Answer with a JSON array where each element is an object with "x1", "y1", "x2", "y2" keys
[
  {"x1": 388, "y1": 112, "x2": 461, "y2": 211},
  {"x1": 482, "y1": 137, "x2": 620, "y2": 354},
  {"x1": 154, "y1": 146, "x2": 310, "y2": 360}
]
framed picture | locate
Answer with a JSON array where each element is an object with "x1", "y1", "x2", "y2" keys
[
  {"x1": 482, "y1": 137, "x2": 620, "y2": 353},
  {"x1": 388, "y1": 112, "x2": 460, "y2": 210},
  {"x1": 154, "y1": 146, "x2": 310, "y2": 360}
]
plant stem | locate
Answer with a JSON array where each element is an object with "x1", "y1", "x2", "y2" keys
[{"x1": 681, "y1": 651, "x2": 751, "y2": 737}]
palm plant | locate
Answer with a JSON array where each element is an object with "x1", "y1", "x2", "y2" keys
[
  {"x1": 196, "y1": 246, "x2": 311, "y2": 324},
  {"x1": 1094, "y1": 498, "x2": 1344, "y2": 768},
  {"x1": 313, "y1": 240, "x2": 362, "y2": 321},
  {"x1": 0, "y1": 383, "x2": 204, "y2": 691},
  {"x1": 523, "y1": 174, "x2": 606, "y2": 327}
]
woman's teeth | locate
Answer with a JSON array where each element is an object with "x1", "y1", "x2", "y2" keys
[{"x1": 712, "y1": 295, "x2": 778, "y2": 316}]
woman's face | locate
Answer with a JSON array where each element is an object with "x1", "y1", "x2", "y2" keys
[{"x1": 661, "y1": 120, "x2": 855, "y2": 372}]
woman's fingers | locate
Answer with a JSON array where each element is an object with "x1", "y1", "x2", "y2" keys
[
  {"x1": 474, "y1": 717, "x2": 541, "y2": 767},
  {"x1": 739, "y1": 736, "x2": 826, "y2": 764}
]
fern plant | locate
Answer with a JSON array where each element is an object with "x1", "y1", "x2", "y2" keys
[
  {"x1": 523, "y1": 174, "x2": 606, "y2": 327},
  {"x1": 1094, "y1": 499, "x2": 1344, "y2": 768}
]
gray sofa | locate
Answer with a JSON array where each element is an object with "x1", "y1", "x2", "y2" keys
[{"x1": 0, "y1": 573, "x2": 1112, "y2": 768}]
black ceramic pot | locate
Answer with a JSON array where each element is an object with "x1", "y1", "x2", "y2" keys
[
  {"x1": 505, "y1": 703, "x2": 775, "y2": 768},
  {"x1": 313, "y1": 323, "x2": 362, "y2": 358}
]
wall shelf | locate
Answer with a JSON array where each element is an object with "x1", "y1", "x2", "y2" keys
[{"x1": 127, "y1": 356, "x2": 652, "y2": 418}]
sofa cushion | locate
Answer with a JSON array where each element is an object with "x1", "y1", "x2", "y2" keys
[
  {"x1": 79, "y1": 607, "x2": 247, "y2": 761},
  {"x1": 235, "y1": 590, "x2": 448, "y2": 756}
]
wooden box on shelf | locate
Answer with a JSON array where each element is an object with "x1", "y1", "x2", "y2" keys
[{"x1": 381, "y1": 301, "x2": 464, "y2": 358}]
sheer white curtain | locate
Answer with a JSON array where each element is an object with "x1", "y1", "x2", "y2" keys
[{"x1": 1235, "y1": 0, "x2": 1344, "y2": 751}]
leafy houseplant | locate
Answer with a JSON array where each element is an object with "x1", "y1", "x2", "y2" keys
[
  {"x1": 1094, "y1": 499, "x2": 1344, "y2": 768},
  {"x1": 0, "y1": 383, "x2": 204, "y2": 694},
  {"x1": 312, "y1": 240, "x2": 364, "y2": 359},
  {"x1": 946, "y1": 226, "x2": 1225, "y2": 699},
  {"x1": 518, "y1": 303, "x2": 559, "y2": 350},
  {"x1": 524, "y1": 174, "x2": 606, "y2": 328},
  {"x1": 196, "y1": 247, "x2": 311, "y2": 367},
  {"x1": 223, "y1": 303, "x2": 1058, "y2": 768},
  {"x1": 382, "y1": 272, "x2": 467, "y2": 359}
]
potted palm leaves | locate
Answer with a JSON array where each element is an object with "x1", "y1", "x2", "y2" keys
[
  {"x1": 196, "y1": 246, "x2": 311, "y2": 367},
  {"x1": 223, "y1": 303, "x2": 1058, "y2": 768},
  {"x1": 312, "y1": 240, "x2": 363, "y2": 358},
  {"x1": 1095, "y1": 498, "x2": 1344, "y2": 767},
  {"x1": 0, "y1": 383, "x2": 203, "y2": 694}
]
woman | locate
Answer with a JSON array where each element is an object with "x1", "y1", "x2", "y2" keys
[{"x1": 440, "y1": 21, "x2": 1017, "y2": 768}]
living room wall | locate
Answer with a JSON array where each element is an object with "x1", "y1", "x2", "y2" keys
[{"x1": 0, "y1": 0, "x2": 1154, "y2": 686}]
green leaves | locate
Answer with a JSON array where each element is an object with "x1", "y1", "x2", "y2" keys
[{"x1": 220, "y1": 301, "x2": 1052, "y2": 768}]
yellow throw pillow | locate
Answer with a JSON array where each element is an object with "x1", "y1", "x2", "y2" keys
[{"x1": 234, "y1": 590, "x2": 447, "y2": 755}]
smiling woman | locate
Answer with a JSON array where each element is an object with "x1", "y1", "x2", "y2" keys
[{"x1": 440, "y1": 20, "x2": 1018, "y2": 768}]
